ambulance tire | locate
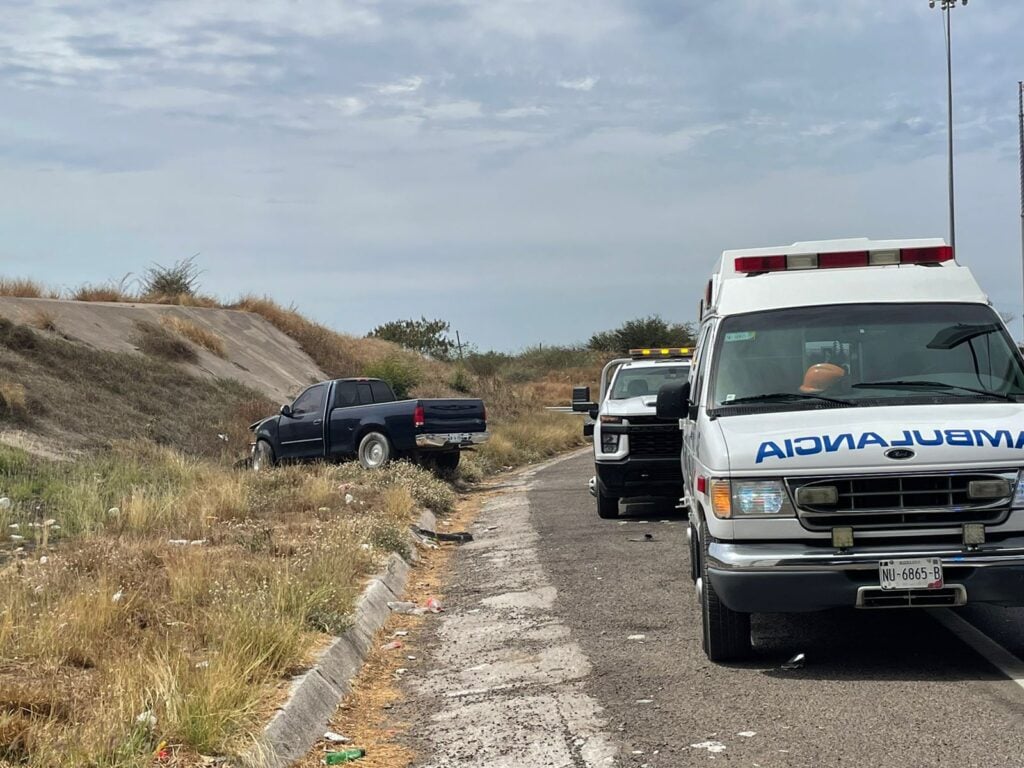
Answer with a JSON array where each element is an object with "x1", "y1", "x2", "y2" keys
[{"x1": 700, "y1": 518, "x2": 752, "y2": 662}]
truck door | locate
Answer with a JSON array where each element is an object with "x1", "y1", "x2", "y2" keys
[
  {"x1": 328, "y1": 381, "x2": 360, "y2": 454},
  {"x1": 278, "y1": 383, "x2": 327, "y2": 460}
]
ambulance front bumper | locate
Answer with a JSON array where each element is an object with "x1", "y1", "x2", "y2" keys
[{"x1": 706, "y1": 537, "x2": 1024, "y2": 612}]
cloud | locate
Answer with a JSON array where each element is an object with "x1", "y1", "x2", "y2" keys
[
  {"x1": 326, "y1": 96, "x2": 368, "y2": 117},
  {"x1": 557, "y1": 76, "x2": 598, "y2": 92},
  {"x1": 495, "y1": 106, "x2": 548, "y2": 119},
  {"x1": 422, "y1": 100, "x2": 483, "y2": 121},
  {"x1": 375, "y1": 75, "x2": 424, "y2": 95}
]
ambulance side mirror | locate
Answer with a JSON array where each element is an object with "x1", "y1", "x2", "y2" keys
[{"x1": 656, "y1": 380, "x2": 691, "y2": 421}]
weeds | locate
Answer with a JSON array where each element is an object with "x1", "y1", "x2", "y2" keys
[
  {"x1": 133, "y1": 320, "x2": 198, "y2": 363},
  {"x1": 160, "y1": 316, "x2": 227, "y2": 357},
  {"x1": 28, "y1": 310, "x2": 58, "y2": 333},
  {"x1": 71, "y1": 275, "x2": 136, "y2": 303}
]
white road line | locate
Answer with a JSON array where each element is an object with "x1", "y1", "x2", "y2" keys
[{"x1": 929, "y1": 608, "x2": 1024, "y2": 691}]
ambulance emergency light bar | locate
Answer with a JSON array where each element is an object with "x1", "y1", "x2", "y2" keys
[
  {"x1": 629, "y1": 348, "x2": 692, "y2": 359},
  {"x1": 734, "y1": 245, "x2": 953, "y2": 275}
]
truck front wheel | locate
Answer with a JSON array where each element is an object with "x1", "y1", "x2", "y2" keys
[
  {"x1": 252, "y1": 440, "x2": 275, "y2": 472},
  {"x1": 596, "y1": 484, "x2": 619, "y2": 519},
  {"x1": 700, "y1": 519, "x2": 752, "y2": 662},
  {"x1": 358, "y1": 432, "x2": 393, "y2": 469}
]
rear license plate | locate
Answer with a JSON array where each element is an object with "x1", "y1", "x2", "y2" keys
[
  {"x1": 878, "y1": 558, "x2": 944, "y2": 591},
  {"x1": 448, "y1": 433, "x2": 472, "y2": 445}
]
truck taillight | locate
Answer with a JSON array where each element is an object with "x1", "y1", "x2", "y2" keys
[
  {"x1": 414, "y1": 405, "x2": 425, "y2": 428},
  {"x1": 735, "y1": 245, "x2": 953, "y2": 274}
]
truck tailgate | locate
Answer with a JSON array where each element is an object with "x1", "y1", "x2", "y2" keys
[{"x1": 419, "y1": 399, "x2": 486, "y2": 433}]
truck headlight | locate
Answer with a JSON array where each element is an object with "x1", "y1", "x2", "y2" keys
[
  {"x1": 601, "y1": 434, "x2": 620, "y2": 453},
  {"x1": 709, "y1": 479, "x2": 794, "y2": 519}
]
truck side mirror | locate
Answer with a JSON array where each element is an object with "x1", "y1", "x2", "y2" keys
[
  {"x1": 280, "y1": 404, "x2": 292, "y2": 417},
  {"x1": 571, "y1": 385, "x2": 597, "y2": 414},
  {"x1": 656, "y1": 381, "x2": 691, "y2": 421}
]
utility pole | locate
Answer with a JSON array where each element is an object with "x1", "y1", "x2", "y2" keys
[
  {"x1": 929, "y1": 0, "x2": 967, "y2": 251},
  {"x1": 1018, "y1": 81, "x2": 1024, "y2": 341}
]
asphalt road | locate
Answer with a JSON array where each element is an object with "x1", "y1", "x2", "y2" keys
[{"x1": 399, "y1": 451, "x2": 1024, "y2": 767}]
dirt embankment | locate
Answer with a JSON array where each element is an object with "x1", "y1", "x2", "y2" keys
[{"x1": 0, "y1": 297, "x2": 325, "y2": 404}]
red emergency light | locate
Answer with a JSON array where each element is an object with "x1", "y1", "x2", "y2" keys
[{"x1": 735, "y1": 245, "x2": 953, "y2": 274}]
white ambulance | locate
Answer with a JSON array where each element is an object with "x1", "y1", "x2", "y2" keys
[{"x1": 656, "y1": 238, "x2": 1024, "y2": 661}]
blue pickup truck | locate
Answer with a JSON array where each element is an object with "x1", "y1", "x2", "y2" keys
[{"x1": 250, "y1": 378, "x2": 488, "y2": 472}]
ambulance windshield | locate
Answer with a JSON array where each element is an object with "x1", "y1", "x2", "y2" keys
[{"x1": 710, "y1": 303, "x2": 1024, "y2": 412}]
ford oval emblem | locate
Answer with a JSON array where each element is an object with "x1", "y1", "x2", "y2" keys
[{"x1": 885, "y1": 448, "x2": 915, "y2": 461}]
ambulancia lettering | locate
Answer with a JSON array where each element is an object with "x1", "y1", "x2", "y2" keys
[{"x1": 755, "y1": 429, "x2": 1024, "y2": 464}]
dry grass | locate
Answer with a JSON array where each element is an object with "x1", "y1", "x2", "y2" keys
[
  {"x1": 232, "y1": 295, "x2": 441, "y2": 382},
  {"x1": 0, "y1": 381, "x2": 29, "y2": 420},
  {"x1": 71, "y1": 284, "x2": 136, "y2": 303},
  {"x1": 0, "y1": 279, "x2": 49, "y2": 299},
  {"x1": 160, "y1": 316, "x2": 227, "y2": 358},
  {"x1": 0, "y1": 445, "x2": 437, "y2": 766},
  {"x1": 27, "y1": 310, "x2": 58, "y2": 334},
  {"x1": 132, "y1": 320, "x2": 198, "y2": 363}
]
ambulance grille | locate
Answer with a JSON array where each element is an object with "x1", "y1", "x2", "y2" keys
[{"x1": 788, "y1": 471, "x2": 1016, "y2": 531}]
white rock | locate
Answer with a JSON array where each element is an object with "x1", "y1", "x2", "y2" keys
[
  {"x1": 135, "y1": 710, "x2": 157, "y2": 729},
  {"x1": 39, "y1": 556, "x2": 48, "y2": 564},
  {"x1": 168, "y1": 539, "x2": 189, "y2": 546},
  {"x1": 691, "y1": 741, "x2": 726, "y2": 754},
  {"x1": 112, "y1": 590, "x2": 125, "y2": 603},
  {"x1": 738, "y1": 731, "x2": 756, "y2": 738},
  {"x1": 107, "y1": 507, "x2": 120, "y2": 516},
  {"x1": 344, "y1": 494, "x2": 355, "y2": 505},
  {"x1": 627, "y1": 634, "x2": 646, "y2": 641},
  {"x1": 0, "y1": 497, "x2": 11, "y2": 510},
  {"x1": 9, "y1": 534, "x2": 24, "y2": 542}
]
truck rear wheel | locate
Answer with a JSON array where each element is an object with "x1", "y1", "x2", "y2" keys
[
  {"x1": 252, "y1": 440, "x2": 275, "y2": 472},
  {"x1": 700, "y1": 519, "x2": 751, "y2": 662},
  {"x1": 358, "y1": 432, "x2": 393, "y2": 469},
  {"x1": 596, "y1": 484, "x2": 619, "y2": 519},
  {"x1": 434, "y1": 451, "x2": 460, "y2": 474}
]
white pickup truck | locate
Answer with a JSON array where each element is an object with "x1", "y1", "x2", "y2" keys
[
  {"x1": 656, "y1": 237, "x2": 1024, "y2": 661},
  {"x1": 573, "y1": 349, "x2": 691, "y2": 518}
]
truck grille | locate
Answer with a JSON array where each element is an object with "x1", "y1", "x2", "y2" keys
[
  {"x1": 625, "y1": 417, "x2": 682, "y2": 457},
  {"x1": 787, "y1": 471, "x2": 1016, "y2": 531}
]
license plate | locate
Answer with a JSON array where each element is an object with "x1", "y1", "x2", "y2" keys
[
  {"x1": 878, "y1": 558, "x2": 944, "y2": 591},
  {"x1": 447, "y1": 433, "x2": 472, "y2": 445}
]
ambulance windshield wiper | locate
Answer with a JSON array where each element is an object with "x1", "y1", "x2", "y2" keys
[
  {"x1": 852, "y1": 380, "x2": 1018, "y2": 402},
  {"x1": 725, "y1": 392, "x2": 854, "y2": 407}
]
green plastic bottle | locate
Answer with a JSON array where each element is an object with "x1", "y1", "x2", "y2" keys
[{"x1": 324, "y1": 748, "x2": 365, "y2": 764}]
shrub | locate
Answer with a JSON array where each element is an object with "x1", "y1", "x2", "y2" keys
[
  {"x1": 368, "y1": 317, "x2": 455, "y2": 360},
  {"x1": 449, "y1": 365, "x2": 472, "y2": 393},
  {"x1": 589, "y1": 315, "x2": 696, "y2": 353},
  {"x1": 132, "y1": 321, "x2": 198, "y2": 363},
  {"x1": 159, "y1": 316, "x2": 226, "y2": 357},
  {"x1": 142, "y1": 256, "x2": 201, "y2": 298},
  {"x1": 363, "y1": 356, "x2": 422, "y2": 399}
]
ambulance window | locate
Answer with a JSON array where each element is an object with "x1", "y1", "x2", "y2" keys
[{"x1": 690, "y1": 324, "x2": 714, "y2": 408}]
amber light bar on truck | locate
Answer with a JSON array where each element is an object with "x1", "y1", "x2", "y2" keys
[
  {"x1": 629, "y1": 347, "x2": 692, "y2": 359},
  {"x1": 734, "y1": 245, "x2": 953, "y2": 274}
]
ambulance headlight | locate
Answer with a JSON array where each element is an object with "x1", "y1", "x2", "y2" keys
[
  {"x1": 1013, "y1": 471, "x2": 1024, "y2": 507},
  {"x1": 721, "y1": 480, "x2": 794, "y2": 518}
]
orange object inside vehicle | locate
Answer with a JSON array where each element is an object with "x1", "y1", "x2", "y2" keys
[{"x1": 799, "y1": 363, "x2": 846, "y2": 393}]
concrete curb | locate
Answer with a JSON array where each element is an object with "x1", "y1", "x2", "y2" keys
[{"x1": 241, "y1": 546, "x2": 418, "y2": 767}]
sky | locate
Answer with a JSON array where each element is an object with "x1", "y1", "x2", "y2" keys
[{"x1": 1, "y1": 0, "x2": 1023, "y2": 351}]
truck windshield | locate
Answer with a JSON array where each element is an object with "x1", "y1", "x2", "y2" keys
[
  {"x1": 611, "y1": 365, "x2": 690, "y2": 399},
  {"x1": 710, "y1": 303, "x2": 1024, "y2": 413}
]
